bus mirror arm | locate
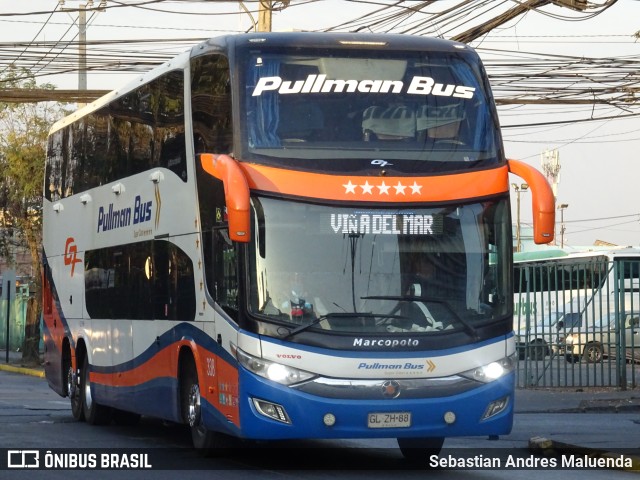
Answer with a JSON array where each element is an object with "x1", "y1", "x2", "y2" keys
[
  {"x1": 199, "y1": 153, "x2": 251, "y2": 243},
  {"x1": 507, "y1": 159, "x2": 555, "y2": 245}
]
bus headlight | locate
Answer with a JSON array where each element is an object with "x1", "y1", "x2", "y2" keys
[
  {"x1": 460, "y1": 354, "x2": 516, "y2": 383},
  {"x1": 235, "y1": 347, "x2": 316, "y2": 386}
]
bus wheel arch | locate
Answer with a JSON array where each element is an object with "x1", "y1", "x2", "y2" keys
[{"x1": 178, "y1": 347, "x2": 227, "y2": 453}]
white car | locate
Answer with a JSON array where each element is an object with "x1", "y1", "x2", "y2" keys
[{"x1": 564, "y1": 312, "x2": 640, "y2": 363}]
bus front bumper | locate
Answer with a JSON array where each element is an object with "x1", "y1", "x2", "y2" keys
[{"x1": 227, "y1": 370, "x2": 515, "y2": 440}]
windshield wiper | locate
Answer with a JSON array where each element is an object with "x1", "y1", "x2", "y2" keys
[
  {"x1": 284, "y1": 312, "x2": 407, "y2": 339},
  {"x1": 361, "y1": 295, "x2": 479, "y2": 341}
]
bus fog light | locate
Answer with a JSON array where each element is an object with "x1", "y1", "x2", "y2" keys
[
  {"x1": 444, "y1": 411, "x2": 456, "y2": 425},
  {"x1": 323, "y1": 413, "x2": 336, "y2": 427},
  {"x1": 482, "y1": 396, "x2": 510, "y2": 420},
  {"x1": 252, "y1": 398, "x2": 291, "y2": 424}
]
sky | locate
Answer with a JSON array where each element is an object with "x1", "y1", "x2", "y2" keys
[{"x1": 1, "y1": 0, "x2": 639, "y2": 248}]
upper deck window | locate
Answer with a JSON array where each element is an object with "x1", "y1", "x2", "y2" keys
[{"x1": 239, "y1": 48, "x2": 503, "y2": 174}]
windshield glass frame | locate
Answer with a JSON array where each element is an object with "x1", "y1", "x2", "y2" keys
[
  {"x1": 245, "y1": 195, "x2": 513, "y2": 343},
  {"x1": 237, "y1": 45, "x2": 504, "y2": 174}
]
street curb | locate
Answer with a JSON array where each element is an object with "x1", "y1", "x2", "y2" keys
[
  {"x1": 0, "y1": 363, "x2": 45, "y2": 378},
  {"x1": 529, "y1": 436, "x2": 640, "y2": 473}
]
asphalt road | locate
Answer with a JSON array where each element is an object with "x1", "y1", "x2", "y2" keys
[{"x1": 0, "y1": 370, "x2": 638, "y2": 479}]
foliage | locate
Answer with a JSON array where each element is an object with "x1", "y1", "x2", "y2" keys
[{"x1": 0, "y1": 68, "x2": 70, "y2": 362}]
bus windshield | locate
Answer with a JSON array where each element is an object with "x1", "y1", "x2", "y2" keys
[
  {"x1": 248, "y1": 197, "x2": 511, "y2": 336},
  {"x1": 240, "y1": 48, "x2": 502, "y2": 172}
]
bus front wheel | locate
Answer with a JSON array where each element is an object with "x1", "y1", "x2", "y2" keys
[
  {"x1": 182, "y1": 361, "x2": 225, "y2": 452},
  {"x1": 397, "y1": 437, "x2": 444, "y2": 461}
]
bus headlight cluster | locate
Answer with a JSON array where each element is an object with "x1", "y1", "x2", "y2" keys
[
  {"x1": 236, "y1": 347, "x2": 316, "y2": 386},
  {"x1": 460, "y1": 354, "x2": 516, "y2": 383}
]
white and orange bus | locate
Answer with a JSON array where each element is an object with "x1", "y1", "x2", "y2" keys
[{"x1": 42, "y1": 32, "x2": 554, "y2": 459}]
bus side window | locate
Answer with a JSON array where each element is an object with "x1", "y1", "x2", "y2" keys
[
  {"x1": 212, "y1": 228, "x2": 238, "y2": 318},
  {"x1": 191, "y1": 54, "x2": 232, "y2": 155}
]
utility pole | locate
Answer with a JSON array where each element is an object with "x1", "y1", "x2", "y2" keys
[
  {"x1": 512, "y1": 183, "x2": 529, "y2": 252},
  {"x1": 258, "y1": 1, "x2": 272, "y2": 32},
  {"x1": 558, "y1": 203, "x2": 569, "y2": 248},
  {"x1": 79, "y1": 3, "x2": 87, "y2": 92},
  {"x1": 58, "y1": 1, "x2": 106, "y2": 105},
  {"x1": 255, "y1": 1, "x2": 290, "y2": 32},
  {"x1": 541, "y1": 149, "x2": 561, "y2": 244}
]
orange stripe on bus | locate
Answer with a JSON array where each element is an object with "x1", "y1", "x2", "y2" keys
[
  {"x1": 90, "y1": 348, "x2": 176, "y2": 387},
  {"x1": 90, "y1": 343, "x2": 240, "y2": 427},
  {"x1": 240, "y1": 164, "x2": 510, "y2": 202}
]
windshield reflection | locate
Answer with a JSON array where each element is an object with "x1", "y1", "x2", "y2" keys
[{"x1": 248, "y1": 197, "x2": 510, "y2": 336}]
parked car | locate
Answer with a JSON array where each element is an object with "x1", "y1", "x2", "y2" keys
[
  {"x1": 563, "y1": 311, "x2": 640, "y2": 363},
  {"x1": 515, "y1": 311, "x2": 564, "y2": 360}
]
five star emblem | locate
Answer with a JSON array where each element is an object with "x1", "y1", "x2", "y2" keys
[{"x1": 342, "y1": 180, "x2": 423, "y2": 196}]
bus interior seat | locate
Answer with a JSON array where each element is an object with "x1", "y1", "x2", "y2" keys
[
  {"x1": 362, "y1": 105, "x2": 416, "y2": 140},
  {"x1": 416, "y1": 103, "x2": 466, "y2": 142}
]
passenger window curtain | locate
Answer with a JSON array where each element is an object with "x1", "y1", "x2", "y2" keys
[{"x1": 247, "y1": 59, "x2": 281, "y2": 148}]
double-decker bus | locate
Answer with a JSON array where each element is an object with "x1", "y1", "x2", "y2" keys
[{"x1": 42, "y1": 32, "x2": 554, "y2": 458}]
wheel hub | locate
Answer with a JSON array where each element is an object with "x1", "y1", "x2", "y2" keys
[{"x1": 188, "y1": 384, "x2": 201, "y2": 427}]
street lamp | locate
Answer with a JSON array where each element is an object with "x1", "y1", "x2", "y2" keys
[
  {"x1": 557, "y1": 203, "x2": 569, "y2": 248},
  {"x1": 512, "y1": 183, "x2": 529, "y2": 252}
]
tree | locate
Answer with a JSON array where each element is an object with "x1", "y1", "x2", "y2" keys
[{"x1": 0, "y1": 68, "x2": 69, "y2": 364}]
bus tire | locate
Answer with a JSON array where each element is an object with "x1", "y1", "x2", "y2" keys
[
  {"x1": 583, "y1": 343, "x2": 603, "y2": 364},
  {"x1": 64, "y1": 350, "x2": 84, "y2": 421},
  {"x1": 81, "y1": 356, "x2": 111, "y2": 425},
  {"x1": 181, "y1": 357, "x2": 223, "y2": 453},
  {"x1": 397, "y1": 437, "x2": 444, "y2": 461}
]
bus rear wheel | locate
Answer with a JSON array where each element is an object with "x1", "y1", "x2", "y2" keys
[
  {"x1": 397, "y1": 437, "x2": 444, "y2": 461},
  {"x1": 66, "y1": 361, "x2": 84, "y2": 421},
  {"x1": 81, "y1": 356, "x2": 111, "y2": 425}
]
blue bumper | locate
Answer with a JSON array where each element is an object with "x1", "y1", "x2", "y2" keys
[{"x1": 223, "y1": 369, "x2": 514, "y2": 440}]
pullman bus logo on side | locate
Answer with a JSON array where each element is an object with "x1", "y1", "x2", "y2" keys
[{"x1": 96, "y1": 195, "x2": 153, "y2": 233}]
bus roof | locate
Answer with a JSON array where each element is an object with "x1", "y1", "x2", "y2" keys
[
  {"x1": 198, "y1": 31, "x2": 471, "y2": 55},
  {"x1": 50, "y1": 31, "x2": 477, "y2": 134}
]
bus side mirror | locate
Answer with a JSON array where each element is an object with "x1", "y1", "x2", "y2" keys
[
  {"x1": 507, "y1": 159, "x2": 555, "y2": 245},
  {"x1": 199, "y1": 153, "x2": 250, "y2": 243}
]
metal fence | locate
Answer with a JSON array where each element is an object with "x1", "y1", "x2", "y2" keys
[
  {"x1": 514, "y1": 257, "x2": 640, "y2": 389},
  {"x1": 0, "y1": 284, "x2": 32, "y2": 352}
]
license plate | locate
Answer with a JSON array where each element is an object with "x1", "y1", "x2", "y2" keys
[{"x1": 367, "y1": 412, "x2": 411, "y2": 429}]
